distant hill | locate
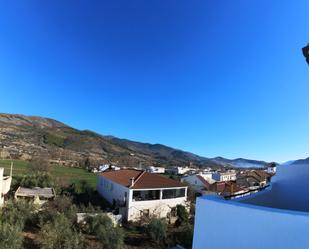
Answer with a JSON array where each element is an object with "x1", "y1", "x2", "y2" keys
[
  {"x1": 0, "y1": 113, "x2": 269, "y2": 169},
  {"x1": 211, "y1": 157, "x2": 268, "y2": 169},
  {"x1": 289, "y1": 158, "x2": 309, "y2": 165}
]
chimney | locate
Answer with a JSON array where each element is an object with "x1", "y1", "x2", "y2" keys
[{"x1": 130, "y1": 177, "x2": 135, "y2": 187}]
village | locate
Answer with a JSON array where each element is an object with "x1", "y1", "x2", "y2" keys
[{"x1": 0, "y1": 160, "x2": 276, "y2": 249}]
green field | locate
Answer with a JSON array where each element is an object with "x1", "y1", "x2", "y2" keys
[{"x1": 0, "y1": 160, "x2": 97, "y2": 188}]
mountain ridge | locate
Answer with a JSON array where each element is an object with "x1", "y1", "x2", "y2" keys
[{"x1": 0, "y1": 113, "x2": 269, "y2": 168}]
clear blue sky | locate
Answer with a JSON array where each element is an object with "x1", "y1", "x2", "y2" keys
[{"x1": 0, "y1": 1, "x2": 309, "y2": 163}]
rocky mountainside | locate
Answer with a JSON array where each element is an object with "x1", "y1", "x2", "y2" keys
[
  {"x1": 0, "y1": 113, "x2": 269, "y2": 169},
  {"x1": 0, "y1": 113, "x2": 218, "y2": 168}
]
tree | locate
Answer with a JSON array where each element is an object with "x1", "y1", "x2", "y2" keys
[
  {"x1": 19, "y1": 172, "x2": 54, "y2": 188},
  {"x1": 175, "y1": 204, "x2": 189, "y2": 227},
  {"x1": 1, "y1": 200, "x2": 35, "y2": 229},
  {"x1": 146, "y1": 218, "x2": 167, "y2": 245},
  {"x1": 37, "y1": 213, "x2": 88, "y2": 249},
  {"x1": 178, "y1": 223, "x2": 194, "y2": 249},
  {"x1": 84, "y1": 214, "x2": 124, "y2": 249},
  {"x1": 0, "y1": 221, "x2": 23, "y2": 249},
  {"x1": 30, "y1": 156, "x2": 51, "y2": 173}
]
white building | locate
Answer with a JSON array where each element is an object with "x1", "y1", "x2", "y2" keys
[
  {"x1": 266, "y1": 164, "x2": 277, "y2": 174},
  {"x1": 193, "y1": 164, "x2": 309, "y2": 249},
  {"x1": 0, "y1": 166, "x2": 12, "y2": 206},
  {"x1": 182, "y1": 173, "x2": 215, "y2": 193},
  {"x1": 97, "y1": 169, "x2": 188, "y2": 221},
  {"x1": 212, "y1": 171, "x2": 236, "y2": 182},
  {"x1": 169, "y1": 166, "x2": 195, "y2": 175},
  {"x1": 146, "y1": 166, "x2": 165, "y2": 174}
]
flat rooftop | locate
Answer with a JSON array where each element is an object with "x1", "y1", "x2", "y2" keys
[
  {"x1": 237, "y1": 164, "x2": 309, "y2": 213},
  {"x1": 15, "y1": 187, "x2": 55, "y2": 198}
]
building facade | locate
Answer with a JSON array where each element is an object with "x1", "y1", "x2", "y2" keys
[
  {"x1": 0, "y1": 166, "x2": 12, "y2": 206},
  {"x1": 212, "y1": 171, "x2": 237, "y2": 182},
  {"x1": 146, "y1": 166, "x2": 165, "y2": 174},
  {"x1": 181, "y1": 173, "x2": 214, "y2": 193},
  {"x1": 97, "y1": 169, "x2": 188, "y2": 221}
]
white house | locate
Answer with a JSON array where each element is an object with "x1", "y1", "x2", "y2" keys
[
  {"x1": 182, "y1": 173, "x2": 215, "y2": 193},
  {"x1": 146, "y1": 166, "x2": 165, "y2": 174},
  {"x1": 0, "y1": 166, "x2": 12, "y2": 206},
  {"x1": 169, "y1": 166, "x2": 195, "y2": 175},
  {"x1": 97, "y1": 169, "x2": 188, "y2": 221},
  {"x1": 266, "y1": 164, "x2": 277, "y2": 174},
  {"x1": 212, "y1": 171, "x2": 236, "y2": 182}
]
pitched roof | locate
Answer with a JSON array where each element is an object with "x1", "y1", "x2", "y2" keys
[
  {"x1": 212, "y1": 181, "x2": 243, "y2": 194},
  {"x1": 196, "y1": 175, "x2": 211, "y2": 189},
  {"x1": 239, "y1": 170, "x2": 270, "y2": 182},
  {"x1": 100, "y1": 169, "x2": 187, "y2": 189}
]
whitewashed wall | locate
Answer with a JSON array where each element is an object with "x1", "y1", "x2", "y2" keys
[
  {"x1": 96, "y1": 175, "x2": 129, "y2": 205},
  {"x1": 127, "y1": 188, "x2": 187, "y2": 221}
]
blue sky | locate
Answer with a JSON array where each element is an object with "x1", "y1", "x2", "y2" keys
[{"x1": 0, "y1": 1, "x2": 309, "y2": 163}]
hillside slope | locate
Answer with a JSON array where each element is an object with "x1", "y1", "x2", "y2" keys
[
  {"x1": 0, "y1": 113, "x2": 218, "y2": 167},
  {"x1": 0, "y1": 113, "x2": 269, "y2": 168}
]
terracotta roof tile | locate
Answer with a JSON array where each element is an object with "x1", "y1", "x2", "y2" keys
[{"x1": 100, "y1": 169, "x2": 187, "y2": 189}]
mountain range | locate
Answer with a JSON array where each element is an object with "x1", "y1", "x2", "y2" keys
[{"x1": 0, "y1": 113, "x2": 270, "y2": 169}]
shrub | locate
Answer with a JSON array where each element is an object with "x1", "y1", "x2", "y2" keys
[
  {"x1": 175, "y1": 204, "x2": 189, "y2": 227},
  {"x1": 1, "y1": 200, "x2": 35, "y2": 229},
  {"x1": 146, "y1": 218, "x2": 167, "y2": 245},
  {"x1": 18, "y1": 172, "x2": 54, "y2": 188},
  {"x1": 38, "y1": 196, "x2": 78, "y2": 224},
  {"x1": 0, "y1": 221, "x2": 23, "y2": 249},
  {"x1": 178, "y1": 223, "x2": 194, "y2": 249},
  {"x1": 84, "y1": 214, "x2": 124, "y2": 249},
  {"x1": 37, "y1": 213, "x2": 88, "y2": 249}
]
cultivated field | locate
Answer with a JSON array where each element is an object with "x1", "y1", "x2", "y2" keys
[{"x1": 0, "y1": 160, "x2": 97, "y2": 188}]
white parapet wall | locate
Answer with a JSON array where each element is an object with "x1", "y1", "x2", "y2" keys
[
  {"x1": 193, "y1": 195, "x2": 309, "y2": 249},
  {"x1": 127, "y1": 189, "x2": 187, "y2": 221}
]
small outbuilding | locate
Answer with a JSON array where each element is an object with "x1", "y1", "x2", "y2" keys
[{"x1": 15, "y1": 187, "x2": 56, "y2": 205}]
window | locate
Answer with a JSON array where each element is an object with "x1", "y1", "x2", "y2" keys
[
  {"x1": 133, "y1": 190, "x2": 160, "y2": 201},
  {"x1": 162, "y1": 188, "x2": 185, "y2": 199}
]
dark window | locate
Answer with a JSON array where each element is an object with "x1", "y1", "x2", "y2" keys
[
  {"x1": 133, "y1": 190, "x2": 160, "y2": 201},
  {"x1": 162, "y1": 188, "x2": 185, "y2": 199}
]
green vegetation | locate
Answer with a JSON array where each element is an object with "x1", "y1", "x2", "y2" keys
[
  {"x1": 146, "y1": 218, "x2": 167, "y2": 246},
  {"x1": 38, "y1": 213, "x2": 88, "y2": 249},
  {"x1": 0, "y1": 221, "x2": 23, "y2": 249},
  {"x1": 0, "y1": 159, "x2": 194, "y2": 249},
  {"x1": 43, "y1": 132, "x2": 65, "y2": 147},
  {"x1": 0, "y1": 160, "x2": 97, "y2": 188},
  {"x1": 175, "y1": 204, "x2": 189, "y2": 226},
  {"x1": 84, "y1": 214, "x2": 124, "y2": 249}
]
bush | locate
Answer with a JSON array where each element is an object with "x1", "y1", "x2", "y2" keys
[
  {"x1": 84, "y1": 214, "x2": 124, "y2": 249},
  {"x1": 178, "y1": 223, "x2": 194, "y2": 249},
  {"x1": 146, "y1": 218, "x2": 167, "y2": 245},
  {"x1": 0, "y1": 221, "x2": 23, "y2": 249},
  {"x1": 18, "y1": 172, "x2": 54, "y2": 188},
  {"x1": 1, "y1": 200, "x2": 35, "y2": 229},
  {"x1": 175, "y1": 204, "x2": 189, "y2": 227},
  {"x1": 37, "y1": 196, "x2": 78, "y2": 226},
  {"x1": 37, "y1": 213, "x2": 88, "y2": 249}
]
